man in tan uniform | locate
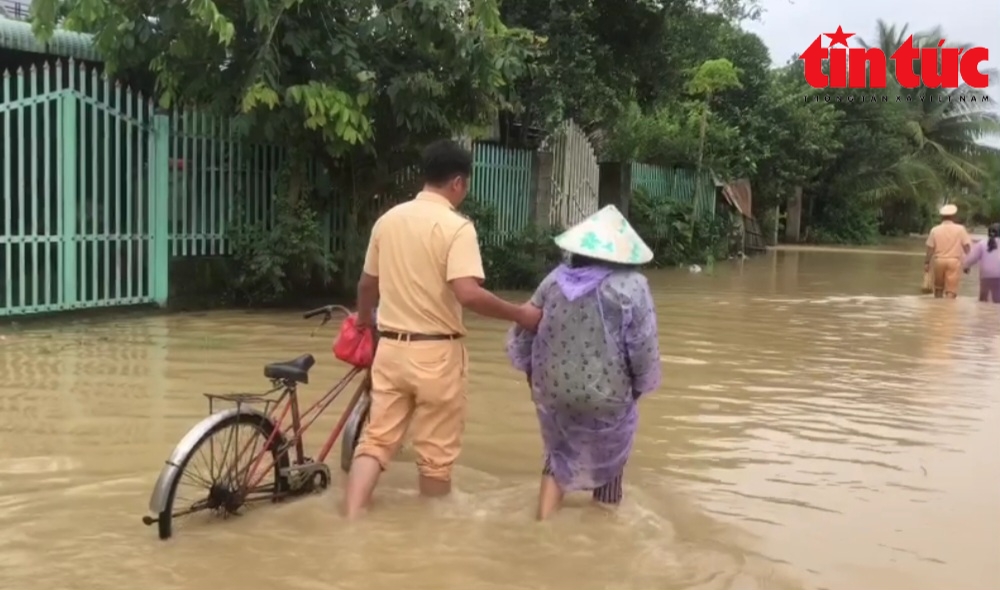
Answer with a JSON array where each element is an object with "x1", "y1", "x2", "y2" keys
[
  {"x1": 925, "y1": 203, "x2": 972, "y2": 298},
  {"x1": 343, "y1": 140, "x2": 542, "y2": 518}
]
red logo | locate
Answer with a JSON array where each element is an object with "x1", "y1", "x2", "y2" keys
[{"x1": 799, "y1": 26, "x2": 990, "y2": 89}]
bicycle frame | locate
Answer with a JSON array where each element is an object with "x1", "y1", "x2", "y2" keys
[{"x1": 239, "y1": 366, "x2": 369, "y2": 491}]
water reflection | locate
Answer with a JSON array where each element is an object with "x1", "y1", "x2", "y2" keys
[{"x1": 0, "y1": 249, "x2": 998, "y2": 590}]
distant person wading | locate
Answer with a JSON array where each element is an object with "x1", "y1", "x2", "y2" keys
[
  {"x1": 924, "y1": 204, "x2": 972, "y2": 299},
  {"x1": 963, "y1": 223, "x2": 1000, "y2": 303}
]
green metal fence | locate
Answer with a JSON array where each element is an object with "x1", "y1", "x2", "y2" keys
[
  {"x1": 321, "y1": 144, "x2": 534, "y2": 256},
  {"x1": 470, "y1": 143, "x2": 533, "y2": 242},
  {"x1": 630, "y1": 163, "x2": 716, "y2": 219},
  {"x1": 0, "y1": 60, "x2": 168, "y2": 317},
  {"x1": 168, "y1": 112, "x2": 286, "y2": 257}
]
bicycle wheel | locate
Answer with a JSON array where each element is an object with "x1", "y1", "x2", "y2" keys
[
  {"x1": 340, "y1": 391, "x2": 371, "y2": 473},
  {"x1": 157, "y1": 412, "x2": 289, "y2": 540}
]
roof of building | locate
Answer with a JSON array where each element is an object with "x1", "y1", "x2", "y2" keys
[{"x1": 0, "y1": 16, "x2": 101, "y2": 62}]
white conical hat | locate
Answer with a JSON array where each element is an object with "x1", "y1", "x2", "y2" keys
[{"x1": 554, "y1": 205, "x2": 653, "y2": 264}]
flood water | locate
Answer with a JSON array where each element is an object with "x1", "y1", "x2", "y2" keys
[{"x1": 1, "y1": 247, "x2": 999, "y2": 590}]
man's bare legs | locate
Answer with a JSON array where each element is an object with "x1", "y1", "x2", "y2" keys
[
  {"x1": 536, "y1": 474, "x2": 564, "y2": 520},
  {"x1": 342, "y1": 455, "x2": 382, "y2": 519},
  {"x1": 419, "y1": 475, "x2": 451, "y2": 497},
  {"x1": 343, "y1": 457, "x2": 454, "y2": 518}
]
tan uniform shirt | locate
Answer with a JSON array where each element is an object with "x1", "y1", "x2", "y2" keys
[
  {"x1": 362, "y1": 191, "x2": 485, "y2": 335},
  {"x1": 926, "y1": 220, "x2": 971, "y2": 259}
]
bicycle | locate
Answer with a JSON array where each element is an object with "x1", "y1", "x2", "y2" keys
[{"x1": 142, "y1": 304, "x2": 373, "y2": 540}]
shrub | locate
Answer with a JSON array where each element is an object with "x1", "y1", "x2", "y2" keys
[{"x1": 460, "y1": 198, "x2": 562, "y2": 290}]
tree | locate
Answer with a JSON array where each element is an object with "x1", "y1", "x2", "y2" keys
[
  {"x1": 32, "y1": 0, "x2": 541, "y2": 190},
  {"x1": 597, "y1": 10, "x2": 773, "y2": 180},
  {"x1": 686, "y1": 58, "x2": 741, "y2": 177},
  {"x1": 861, "y1": 20, "x2": 1000, "y2": 193},
  {"x1": 747, "y1": 66, "x2": 841, "y2": 213}
]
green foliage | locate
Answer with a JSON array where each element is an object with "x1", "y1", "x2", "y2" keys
[
  {"x1": 806, "y1": 198, "x2": 881, "y2": 245},
  {"x1": 746, "y1": 67, "x2": 842, "y2": 212},
  {"x1": 497, "y1": 0, "x2": 762, "y2": 135},
  {"x1": 459, "y1": 198, "x2": 563, "y2": 290},
  {"x1": 227, "y1": 194, "x2": 336, "y2": 305},
  {"x1": 953, "y1": 156, "x2": 1000, "y2": 227},
  {"x1": 601, "y1": 19, "x2": 776, "y2": 181},
  {"x1": 628, "y1": 188, "x2": 734, "y2": 267},
  {"x1": 686, "y1": 58, "x2": 742, "y2": 97},
  {"x1": 32, "y1": 0, "x2": 541, "y2": 176},
  {"x1": 604, "y1": 101, "x2": 739, "y2": 173}
]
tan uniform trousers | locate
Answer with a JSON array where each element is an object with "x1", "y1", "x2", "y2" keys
[
  {"x1": 353, "y1": 338, "x2": 468, "y2": 481},
  {"x1": 932, "y1": 257, "x2": 962, "y2": 295}
]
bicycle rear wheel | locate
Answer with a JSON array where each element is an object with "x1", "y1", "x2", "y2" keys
[{"x1": 157, "y1": 412, "x2": 289, "y2": 540}]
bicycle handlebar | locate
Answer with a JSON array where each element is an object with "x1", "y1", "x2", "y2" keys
[
  {"x1": 303, "y1": 304, "x2": 353, "y2": 319},
  {"x1": 303, "y1": 305, "x2": 333, "y2": 319}
]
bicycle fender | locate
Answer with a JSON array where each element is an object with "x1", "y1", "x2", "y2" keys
[
  {"x1": 147, "y1": 407, "x2": 273, "y2": 515},
  {"x1": 340, "y1": 391, "x2": 371, "y2": 473}
]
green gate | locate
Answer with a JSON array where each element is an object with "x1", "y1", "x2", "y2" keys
[
  {"x1": 0, "y1": 60, "x2": 168, "y2": 317},
  {"x1": 630, "y1": 163, "x2": 716, "y2": 220}
]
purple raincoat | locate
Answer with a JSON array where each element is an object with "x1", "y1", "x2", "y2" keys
[{"x1": 506, "y1": 264, "x2": 662, "y2": 492}]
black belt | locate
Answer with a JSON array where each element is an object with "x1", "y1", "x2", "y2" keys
[{"x1": 378, "y1": 331, "x2": 462, "y2": 342}]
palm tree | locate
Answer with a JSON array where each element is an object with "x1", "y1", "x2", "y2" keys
[{"x1": 857, "y1": 20, "x2": 1000, "y2": 213}]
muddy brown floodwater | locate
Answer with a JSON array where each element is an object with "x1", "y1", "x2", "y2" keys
[{"x1": 1, "y1": 248, "x2": 999, "y2": 590}]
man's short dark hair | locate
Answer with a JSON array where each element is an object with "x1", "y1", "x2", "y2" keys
[{"x1": 421, "y1": 140, "x2": 473, "y2": 185}]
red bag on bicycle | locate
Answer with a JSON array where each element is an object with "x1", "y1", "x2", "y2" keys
[{"x1": 333, "y1": 313, "x2": 375, "y2": 368}]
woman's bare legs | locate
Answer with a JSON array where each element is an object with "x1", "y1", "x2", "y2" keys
[{"x1": 537, "y1": 474, "x2": 564, "y2": 520}]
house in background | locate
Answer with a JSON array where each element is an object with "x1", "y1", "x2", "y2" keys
[{"x1": 0, "y1": 0, "x2": 30, "y2": 21}]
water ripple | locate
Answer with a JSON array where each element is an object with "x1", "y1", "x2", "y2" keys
[{"x1": 0, "y1": 250, "x2": 997, "y2": 589}]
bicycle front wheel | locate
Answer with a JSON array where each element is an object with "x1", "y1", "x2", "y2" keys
[{"x1": 157, "y1": 412, "x2": 289, "y2": 540}]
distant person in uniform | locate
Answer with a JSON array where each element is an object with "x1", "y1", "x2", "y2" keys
[
  {"x1": 925, "y1": 204, "x2": 972, "y2": 298},
  {"x1": 963, "y1": 223, "x2": 1000, "y2": 303},
  {"x1": 344, "y1": 139, "x2": 542, "y2": 519},
  {"x1": 505, "y1": 205, "x2": 662, "y2": 520}
]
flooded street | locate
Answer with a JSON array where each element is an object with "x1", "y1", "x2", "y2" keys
[{"x1": 1, "y1": 248, "x2": 999, "y2": 590}]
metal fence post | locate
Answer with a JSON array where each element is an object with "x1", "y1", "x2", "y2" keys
[
  {"x1": 149, "y1": 113, "x2": 170, "y2": 306},
  {"x1": 59, "y1": 91, "x2": 78, "y2": 307}
]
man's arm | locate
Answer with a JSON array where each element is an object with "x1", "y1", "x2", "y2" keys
[
  {"x1": 924, "y1": 229, "x2": 936, "y2": 269},
  {"x1": 964, "y1": 241, "x2": 983, "y2": 271},
  {"x1": 962, "y1": 228, "x2": 972, "y2": 254},
  {"x1": 447, "y1": 222, "x2": 540, "y2": 331},
  {"x1": 355, "y1": 222, "x2": 381, "y2": 328},
  {"x1": 356, "y1": 273, "x2": 379, "y2": 327}
]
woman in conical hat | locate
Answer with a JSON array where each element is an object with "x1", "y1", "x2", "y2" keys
[{"x1": 506, "y1": 205, "x2": 662, "y2": 519}]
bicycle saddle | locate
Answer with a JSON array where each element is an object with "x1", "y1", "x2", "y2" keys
[{"x1": 263, "y1": 354, "x2": 316, "y2": 384}]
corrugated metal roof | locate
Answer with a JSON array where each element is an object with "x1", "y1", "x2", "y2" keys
[{"x1": 0, "y1": 16, "x2": 101, "y2": 62}]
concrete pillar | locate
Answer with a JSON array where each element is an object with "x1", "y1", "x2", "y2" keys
[
  {"x1": 785, "y1": 186, "x2": 803, "y2": 243},
  {"x1": 598, "y1": 162, "x2": 633, "y2": 217},
  {"x1": 531, "y1": 150, "x2": 554, "y2": 226}
]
